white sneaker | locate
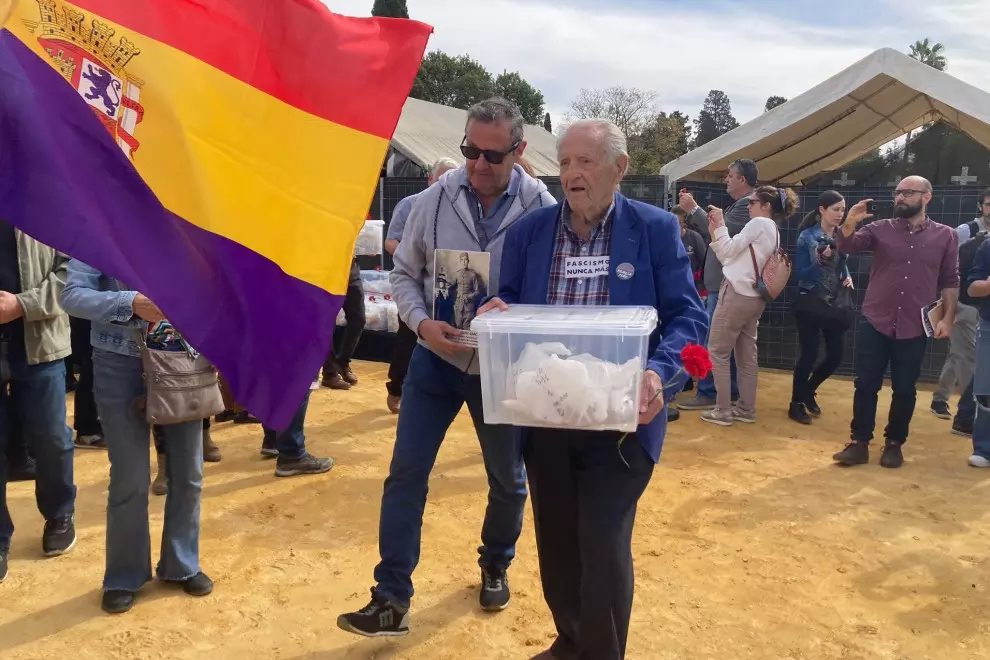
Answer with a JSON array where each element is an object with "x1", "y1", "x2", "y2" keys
[
  {"x1": 967, "y1": 455, "x2": 990, "y2": 468},
  {"x1": 701, "y1": 408, "x2": 733, "y2": 427}
]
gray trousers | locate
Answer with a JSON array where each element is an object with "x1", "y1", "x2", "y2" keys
[{"x1": 934, "y1": 303, "x2": 979, "y2": 403}]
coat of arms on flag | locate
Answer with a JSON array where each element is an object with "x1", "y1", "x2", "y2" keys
[{"x1": 21, "y1": 0, "x2": 144, "y2": 158}]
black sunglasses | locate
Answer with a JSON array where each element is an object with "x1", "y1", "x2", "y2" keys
[{"x1": 459, "y1": 138, "x2": 520, "y2": 164}]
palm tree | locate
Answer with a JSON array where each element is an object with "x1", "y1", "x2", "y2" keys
[{"x1": 909, "y1": 38, "x2": 947, "y2": 71}]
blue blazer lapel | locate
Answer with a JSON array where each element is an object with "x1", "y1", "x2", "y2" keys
[
  {"x1": 525, "y1": 207, "x2": 560, "y2": 304},
  {"x1": 608, "y1": 195, "x2": 642, "y2": 306}
]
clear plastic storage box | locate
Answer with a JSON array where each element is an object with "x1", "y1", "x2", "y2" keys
[
  {"x1": 471, "y1": 305, "x2": 658, "y2": 432},
  {"x1": 354, "y1": 219, "x2": 385, "y2": 256}
]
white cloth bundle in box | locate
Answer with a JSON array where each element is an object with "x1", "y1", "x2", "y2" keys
[
  {"x1": 502, "y1": 341, "x2": 641, "y2": 428},
  {"x1": 360, "y1": 269, "x2": 391, "y2": 295}
]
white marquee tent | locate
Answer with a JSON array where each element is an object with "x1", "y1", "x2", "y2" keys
[
  {"x1": 386, "y1": 97, "x2": 559, "y2": 177},
  {"x1": 659, "y1": 48, "x2": 990, "y2": 187}
]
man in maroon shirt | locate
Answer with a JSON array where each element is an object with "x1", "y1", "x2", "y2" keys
[{"x1": 833, "y1": 176, "x2": 959, "y2": 468}]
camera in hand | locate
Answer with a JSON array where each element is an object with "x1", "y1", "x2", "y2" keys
[{"x1": 817, "y1": 235, "x2": 837, "y2": 256}]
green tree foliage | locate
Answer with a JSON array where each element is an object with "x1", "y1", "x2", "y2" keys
[
  {"x1": 371, "y1": 0, "x2": 409, "y2": 18},
  {"x1": 628, "y1": 111, "x2": 691, "y2": 174},
  {"x1": 693, "y1": 90, "x2": 739, "y2": 148},
  {"x1": 543, "y1": 113, "x2": 552, "y2": 133},
  {"x1": 764, "y1": 95, "x2": 787, "y2": 112},
  {"x1": 409, "y1": 52, "x2": 546, "y2": 123},
  {"x1": 909, "y1": 38, "x2": 947, "y2": 70}
]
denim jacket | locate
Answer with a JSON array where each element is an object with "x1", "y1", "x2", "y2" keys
[
  {"x1": 795, "y1": 225, "x2": 850, "y2": 296},
  {"x1": 60, "y1": 260, "x2": 144, "y2": 358}
]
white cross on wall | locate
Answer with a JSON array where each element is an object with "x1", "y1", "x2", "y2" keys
[
  {"x1": 833, "y1": 172, "x2": 856, "y2": 187},
  {"x1": 951, "y1": 166, "x2": 978, "y2": 185}
]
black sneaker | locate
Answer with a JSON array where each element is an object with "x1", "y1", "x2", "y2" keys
[
  {"x1": 833, "y1": 442, "x2": 869, "y2": 466},
  {"x1": 214, "y1": 410, "x2": 237, "y2": 423},
  {"x1": 667, "y1": 407, "x2": 680, "y2": 422},
  {"x1": 788, "y1": 402, "x2": 812, "y2": 425},
  {"x1": 952, "y1": 420, "x2": 974, "y2": 437},
  {"x1": 930, "y1": 401, "x2": 951, "y2": 420},
  {"x1": 337, "y1": 588, "x2": 410, "y2": 637},
  {"x1": 101, "y1": 590, "x2": 135, "y2": 614},
  {"x1": 233, "y1": 411, "x2": 261, "y2": 425},
  {"x1": 803, "y1": 394, "x2": 822, "y2": 417},
  {"x1": 274, "y1": 452, "x2": 334, "y2": 478},
  {"x1": 42, "y1": 516, "x2": 76, "y2": 557},
  {"x1": 480, "y1": 566, "x2": 510, "y2": 612},
  {"x1": 0, "y1": 548, "x2": 8, "y2": 583},
  {"x1": 880, "y1": 442, "x2": 904, "y2": 469},
  {"x1": 182, "y1": 572, "x2": 214, "y2": 597}
]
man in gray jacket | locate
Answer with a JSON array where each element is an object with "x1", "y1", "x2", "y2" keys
[
  {"x1": 338, "y1": 97, "x2": 555, "y2": 638},
  {"x1": 0, "y1": 221, "x2": 76, "y2": 583},
  {"x1": 677, "y1": 159, "x2": 757, "y2": 410}
]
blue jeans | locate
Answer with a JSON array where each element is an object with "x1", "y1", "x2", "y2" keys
[
  {"x1": 0, "y1": 356, "x2": 75, "y2": 551},
  {"x1": 262, "y1": 390, "x2": 311, "y2": 459},
  {"x1": 697, "y1": 289, "x2": 738, "y2": 399},
  {"x1": 93, "y1": 349, "x2": 204, "y2": 591},
  {"x1": 972, "y1": 322, "x2": 990, "y2": 458},
  {"x1": 374, "y1": 345, "x2": 528, "y2": 608}
]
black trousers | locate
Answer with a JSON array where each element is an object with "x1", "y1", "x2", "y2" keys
[
  {"x1": 791, "y1": 310, "x2": 848, "y2": 404},
  {"x1": 851, "y1": 321, "x2": 928, "y2": 445},
  {"x1": 525, "y1": 428, "x2": 655, "y2": 660},
  {"x1": 385, "y1": 319, "x2": 419, "y2": 397},
  {"x1": 324, "y1": 261, "x2": 366, "y2": 375},
  {"x1": 70, "y1": 317, "x2": 101, "y2": 436}
]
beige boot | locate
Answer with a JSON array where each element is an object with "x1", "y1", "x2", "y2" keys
[
  {"x1": 203, "y1": 427, "x2": 222, "y2": 463},
  {"x1": 152, "y1": 454, "x2": 168, "y2": 497}
]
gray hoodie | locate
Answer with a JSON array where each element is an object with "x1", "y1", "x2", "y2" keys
[{"x1": 390, "y1": 163, "x2": 555, "y2": 373}]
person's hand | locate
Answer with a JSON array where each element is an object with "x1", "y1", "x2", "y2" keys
[
  {"x1": 842, "y1": 200, "x2": 873, "y2": 236},
  {"x1": 707, "y1": 206, "x2": 725, "y2": 234},
  {"x1": 934, "y1": 318, "x2": 952, "y2": 340},
  {"x1": 132, "y1": 293, "x2": 165, "y2": 322},
  {"x1": 477, "y1": 297, "x2": 508, "y2": 316},
  {"x1": 638, "y1": 369, "x2": 665, "y2": 425},
  {"x1": 842, "y1": 276, "x2": 854, "y2": 289},
  {"x1": 0, "y1": 291, "x2": 24, "y2": 324},
  {"x1": 678, "y1": 190, "x2": 698, "y2": 212},
  {"x1": 418, "y1": 319, "x2": 472, "y2": 356},
  {"x1": 822, "y1": 246, "x2": 832, "y2": 259}
]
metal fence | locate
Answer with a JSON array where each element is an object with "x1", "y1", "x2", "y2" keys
[
  {"x1": 365, "y1": 174, "x2": 979, "y2": 383},
  {"x1": 680, "y1": 181, "x2": 986, "y2": 382}
]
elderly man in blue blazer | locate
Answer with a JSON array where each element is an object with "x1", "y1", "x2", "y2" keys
[{"x1": 478, "y1": 119, "x2": 707, "y2": 660}]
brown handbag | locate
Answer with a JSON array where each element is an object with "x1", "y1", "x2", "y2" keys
[
  {"x1": 140, "y1": 341, "x2": 225, "y2": 426},
  {"x1": 749, "y1": 226, "x2": 792, "y2": 303}
]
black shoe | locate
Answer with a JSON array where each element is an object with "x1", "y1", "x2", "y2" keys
[
  {"x1": 337, "y1": 588, "x2": 410, "y2": 637},
  {"x1": 260, "y1": 433, "x2": 279, "y2": 458},
  {"x1": 233, "y1": 411, "x2": 261, "y2": 425},
  {"x1": 833, "y1": 442, "x2": 869, "y2": 466},
  {"x1": 214, "y1": 410, "x2": 237, "y2": 423},
  {"x1": 667, "y1": 407, "x2": 680, "y2": 422},
  {"x1": 274, "y1": 452, "x2": 334, "y2": 477},
  {"x1": 880, "y1": 442, "x2": 904, "y2": 469},
  {"x1": 101, "y1": 590, "x2": 135, "y2": 614},
  {"x1": 952, "y1": 420, "x2": 974, "y2": 437},
  {"x1": 930, "y1": 401, "x2": 951, "y2": 420},
  {"x1": 480, "y1": 566, "x2": 510, "y2": 612},
  {"x1": 182, "y1": 572, "x2": 214, "y2": 597},
  {"x1": 0, "y1": 548, "x2": 8, "y2": 583},
  {"x1": 8, "y1": 456, "x2": 36, "y2": 482},
  {"x1": 42, "y1": 516, "x2": 76, "y2": 557},
  {"x1": 803, "y1": 394, "x2": 822, "y2": 417},
  {"x1": 788, "y1": 402, "x2": 812, "y2": 425}
]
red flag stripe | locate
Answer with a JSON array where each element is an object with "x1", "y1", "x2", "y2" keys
[{"x1": 59, "y1": 0, "x2": 432, "y2": 138}]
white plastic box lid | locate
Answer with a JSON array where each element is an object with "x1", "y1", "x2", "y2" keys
[{"x1": 471, "y1": 305, "x2": 658, "y2": 336}]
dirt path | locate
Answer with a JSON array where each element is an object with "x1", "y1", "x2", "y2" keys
[{"x1": 3, "y1": 363, "x2": 989, "y2": 659}]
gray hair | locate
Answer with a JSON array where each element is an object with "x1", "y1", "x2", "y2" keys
[
  {"x1": 465, "y1": 97, "x2": 525, "y2": 145},
  {"x1": 557, "y1": 119, "x2": 629, "y2": 169},
  {"x1": 730, "y1": 158, "x2": 759, "y2": 187},
  {"x1": 430, "y1": 157, "x2": 459, "y2": 178}
]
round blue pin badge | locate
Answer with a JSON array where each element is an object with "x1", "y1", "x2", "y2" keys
[{"x1": 616, "y1": 262, "x2": 635, "y2": 280}]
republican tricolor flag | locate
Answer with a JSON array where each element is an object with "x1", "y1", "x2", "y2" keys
[{"x1": 0, "y1": 0, "x2": 432, "y2": 427}]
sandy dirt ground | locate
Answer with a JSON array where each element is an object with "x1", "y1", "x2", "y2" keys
[{"x1": 3, "y1": 362, "x2": 990, "y2": 660}]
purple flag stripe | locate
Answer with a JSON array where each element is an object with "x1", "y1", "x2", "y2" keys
[{"x1": 0, "y1": 29, "x2": 342, "y2": 429}]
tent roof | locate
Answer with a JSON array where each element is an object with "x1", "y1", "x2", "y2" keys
[
  {"x1": 659, "y1": 48, "x2": 990, "y2": 186},
  {"x1": 390, "y1": 97, "x2": 559, "y2": 177}
]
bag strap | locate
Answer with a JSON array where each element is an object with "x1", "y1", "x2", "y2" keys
[
  {"x1": 969, "y1": 220, "x2": 981, "y2": 237},
  {"x1": 749, "y1": 244, "x2": 760, "y2": 290}
]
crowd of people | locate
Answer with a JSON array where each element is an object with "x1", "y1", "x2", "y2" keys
[{"x1": 2, "y1": 93, "x2": 990, "y2": 660}]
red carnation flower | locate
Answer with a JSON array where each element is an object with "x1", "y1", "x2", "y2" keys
[{"x1": 680, "y1": 343, "x2": 713, "y2": 380}]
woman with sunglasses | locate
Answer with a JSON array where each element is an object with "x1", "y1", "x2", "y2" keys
[
  {"x1": 789, "y1": 190, "x2": 855, "y2": 425},
  {"x1": 702, "y1": 185, "x2": 800, "y2": 427}
]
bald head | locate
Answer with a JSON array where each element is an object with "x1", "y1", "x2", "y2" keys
[{"x1": 901, "y1": 175, "x2": 932, "y2": 193}]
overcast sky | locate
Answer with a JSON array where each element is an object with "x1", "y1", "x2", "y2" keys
[{"x1": 323, "y1": 0, "x2": 990, "y2": 129}]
